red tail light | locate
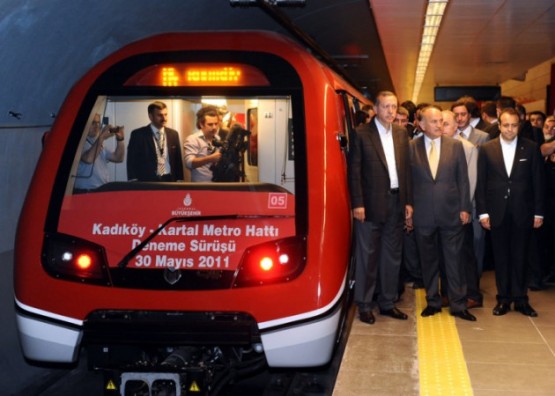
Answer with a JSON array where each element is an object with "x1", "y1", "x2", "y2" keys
[
  {"x1": 233, "y1": 236, "x2": 307, "y2": 288},
  {"x1": 42, "y1": 233, "x2": 111, "y2": 285},
  {"x1": 76, "y1": 253, "x2": 93, "y2": 270}
]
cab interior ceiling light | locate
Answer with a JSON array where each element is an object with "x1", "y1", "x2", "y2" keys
[
  {"x1": 201, "y1": 98, "x2": 228, "y2": 107},
  {"x1": 229, "y1": 0, "x2": 306, "y2": 6},
  {"x1": 412, "y1": 0, "x2": 449, "y2": 103}
]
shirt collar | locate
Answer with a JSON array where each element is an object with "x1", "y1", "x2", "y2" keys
[
  {"x1": 375, "y1": 118, "x2": 392, "y2": 135},
  {"x1": 424, "y1": 134, "x2": 441, "y2": 144},
  {"x1": 500, "y1": 136, "x2": 517, "y2": 147},
  {"x1": 458, "y1": 125, "x2": 472, "y2": 136},
  {"x1": 150, "y1": 124, "x2": 164, "y2": 134}
]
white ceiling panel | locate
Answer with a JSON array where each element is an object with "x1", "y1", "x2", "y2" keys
[{"x1": 371, "y1": 0, "x2": 555, "y2": 104}]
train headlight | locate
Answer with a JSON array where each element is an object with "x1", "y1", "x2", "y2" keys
[
  {"x1": 42, "y1": 233, "x2": 111, "y2": 285},
  {"x1": 233, "y1": 236, "x2": 306, "y2": 287}
]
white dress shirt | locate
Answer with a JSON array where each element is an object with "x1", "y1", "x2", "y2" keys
[
  {"x1": 499, "y1": 135, "x2": 517, "y2": 176},
  {"x1": 375, "y1": 120, "x2": 399, "y2": 189}
]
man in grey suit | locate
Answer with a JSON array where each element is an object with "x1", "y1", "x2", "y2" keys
[
  {"x1": 410, "y1": 106, "x2": 475, "y2": 321},
  {"x1": 452, "y1": 101, "x2": 490, "y2": 277},
  {"x1": 442, "y1": 110, "x2": 483, "y2": 308},
  {"x1": 452, "y1": 100, "x2": 490, "y2": 147},
  {"x1": 476, "y1": 108, "x2": 545, "y2": 317},
  {"x1": 348, "y1": 91, "x2": 413, "y2": 325}
]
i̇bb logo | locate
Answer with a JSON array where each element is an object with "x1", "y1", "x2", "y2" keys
[{"x1": 268, "y1": 193, "x2": 287, "y2": 209}]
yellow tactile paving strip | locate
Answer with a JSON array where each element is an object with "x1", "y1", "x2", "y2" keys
[{"x1": 415, "y1": 289, "x2": 473, "y2": 396}]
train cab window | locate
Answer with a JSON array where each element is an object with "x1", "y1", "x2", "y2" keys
[
  {"x1": 339, "y1": 92, "x2": 362, "y2": 147},
  {"x1": 67, "y1": 95, "x2": 296, "y2": 194}
]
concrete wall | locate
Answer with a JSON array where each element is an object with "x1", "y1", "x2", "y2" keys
[
  {"x1": 0, "y1": 128, "x2": 44, "y2": 252},
  {"x1": 501, "y1": 57, "x2": 555, "y2": 114}
]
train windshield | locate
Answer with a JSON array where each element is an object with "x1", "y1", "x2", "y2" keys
[
  {"x1": 46, "y1": 55, "x2": 307, "y2": 287},
  {"x1": 67, "y1": 95, "x2": 295, "y2": 190},
  {"x1": 49, "y1": 92, "x2": 304, "y2": 287}
]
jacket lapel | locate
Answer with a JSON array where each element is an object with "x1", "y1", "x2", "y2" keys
[
  {"x1": 416, "y1": 136, "x2": 434, "y2": 180},
  {"x1": 144, "y1": 125, "x2": 156, "y2": 154},
  {"x1": 392, "y1": 127, "x2": 403, "y2": 175},
  {"x1": 494, "y1": 138, "x2": 510, "y2": 178},
  {"x1": 369, "y1": 119, "x2": 388, "y2": 171},
  {"x1": 435, "y1": 136, "x2": 447, "y2": 179},
  {"x1": 510, "y1": 137, "x2": 526, "y2": 178}
]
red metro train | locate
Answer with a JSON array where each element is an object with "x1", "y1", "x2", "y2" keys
[{"x1": 14, "y1": 31, "x2": 368, "y2": 393}]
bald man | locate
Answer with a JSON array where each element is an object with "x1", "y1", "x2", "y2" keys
[{"x1": 410, "y1": 106, "x2": 475, "y2": 321}]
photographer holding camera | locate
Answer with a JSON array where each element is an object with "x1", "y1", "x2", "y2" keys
[
  {"x1": 74, "y1": 112, "x2": 125, "y2": 192},
  {"x1": 184, "y1": 106, "x2": 222, "y2": 182}
]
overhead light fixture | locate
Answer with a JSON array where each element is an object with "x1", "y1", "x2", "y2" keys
[
  {"x1": 201, "y1": 98, "x2": 228, "y2": 107},
  {"x1": 412, "y1": 0, "x2": 449, "y2": 103},
  {"x1": 230, "y1": 0, "x2": 305, "y2": 6}
]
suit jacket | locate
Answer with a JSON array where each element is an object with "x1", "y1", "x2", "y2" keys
[
  {"x1": 127, "y1": 125, "x2": 184, "y2": 181},
  {"x1": 474, "y1": 118, "x2": 490, "y2": 132},
  {"x1": 466, "y1": 127, "x2": 489, "y2": 148},
  {"x1": 458, "y1": 137, "x2": 478, "y2": 203},
  {"x1": 348, "y1": 118, "x2": 412, "y2": 223},
  {"x1": 410, "y1": 135, "x2": 471, "y2": 228},
  {"x1": 519, "y1": 121, "x2": 544, "y2": 145},
  {"x1": 476, "y1": 137, "x2": 545, "y2": 228},
  {"x1": 485, "y1": 122, "x2": 500, "y2": 139}
]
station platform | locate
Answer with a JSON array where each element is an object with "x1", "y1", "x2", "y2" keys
[{"x1": 333, "y1": 270, "x2": 555, "y2": 395}]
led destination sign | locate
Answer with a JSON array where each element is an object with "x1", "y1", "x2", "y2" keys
[{"x1": 125, "y1": 63, "x2": 270, "y2": 87}]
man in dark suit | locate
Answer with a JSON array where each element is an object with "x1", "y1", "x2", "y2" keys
[
  {"x1": 476, "y1": 108, "x2": 545, "y2": 317},
  {"x1": 127, "y1": 101, "x2": 184, "y2": 181},
  {"x1": 410, "y1": 105, "x2": 475, "y2": 321},
  {"x1": 489, "y1": 96, "x2": 545, "y2": 145},
  {"x1": 348, "y1": 91, "x2": 413, "y2": 325},
  {"x1": 481, "y1": 101, "x2": 499, "y2": 141}
]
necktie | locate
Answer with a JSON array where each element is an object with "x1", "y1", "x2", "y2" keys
[
  {"x1": 428, "y1": 139, "x2": 438, "y2": 179},
  {"x1": 155, "y1": 131, "x2": 166, "y2": 176}
]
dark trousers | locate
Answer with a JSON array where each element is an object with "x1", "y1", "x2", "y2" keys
[
  {"x1": 415, "y1": 224, "x2": 467, "y2": 313},
  {"x1": 541, "y1": 214, "x2": 555, "y2": 280},
  {"x1": 490, "y1": 214, "x2": 531, "y2": 304},
  {"x1": 402, "y1": 230, "x2": 422, "y2": 283},
  {"x1": 440, "y1": 223, "x2": 482, "y2": 302},
  {"x1": 527, "y1": 229, "x2": 544, "y2": 287},
  {"x1": 354, "y1": 194, "x2": 403, "y2": 311},
  {"x1": 472, "y1": 217, "x2": 486, "y2": 274}
]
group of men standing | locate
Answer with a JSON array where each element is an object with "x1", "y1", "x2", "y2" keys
[{"x1": 348, "y1": 91, "x2": 545, "y2": 324}]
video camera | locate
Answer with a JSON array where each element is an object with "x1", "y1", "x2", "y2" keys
[{"x1": 211, "y1": 124, "x2": 251, "y2": 182}]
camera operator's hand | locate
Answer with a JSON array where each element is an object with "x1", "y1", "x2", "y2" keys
[
  {"x1": 114, "y1": 126, "x2": 125, "y2": 142},
  {"x1": 98, "y1": 125, "x2": 113, "y2": 142},
  {"x1": 210, "y1": 150, "x2": 222, "y2": 164}
]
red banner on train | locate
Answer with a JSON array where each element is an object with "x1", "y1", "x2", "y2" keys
[{"x1": 59, "y1": 190, "x2": 295, "y2": 270}]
